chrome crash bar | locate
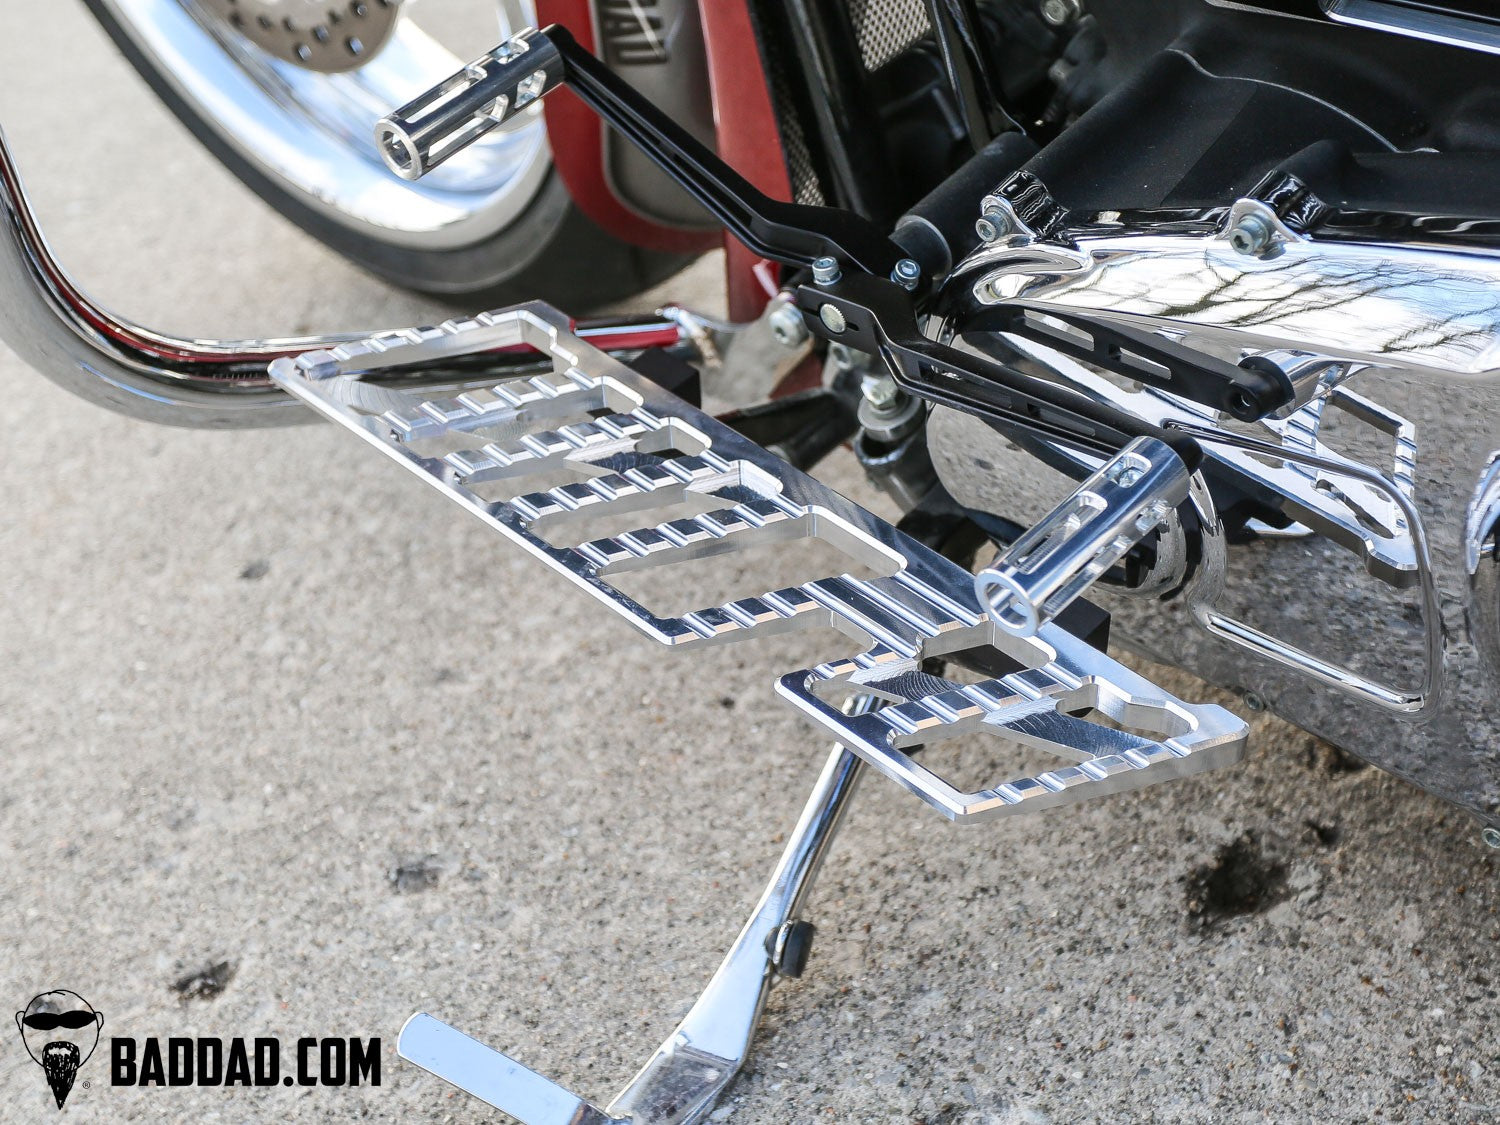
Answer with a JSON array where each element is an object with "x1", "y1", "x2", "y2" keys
[{"x1": 0, "y1": 124, "x2": 694, "y2": 427}]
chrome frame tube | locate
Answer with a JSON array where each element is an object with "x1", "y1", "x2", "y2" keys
[{"x1": 0, "y1": 123, "x2": 339, "y2": 425}]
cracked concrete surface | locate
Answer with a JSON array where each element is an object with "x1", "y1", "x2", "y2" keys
[{"x1": 1, "y1": 2, "x2": 1497, "y2": 1121}]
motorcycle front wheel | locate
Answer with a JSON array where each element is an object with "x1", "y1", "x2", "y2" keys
[{"x1": 83, "y1": 0, "x2": 691, "y2": 307}]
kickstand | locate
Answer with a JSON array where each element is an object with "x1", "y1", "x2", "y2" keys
[{"x1": 398, "y1": 701, "x2": 873, "y2": 1124}]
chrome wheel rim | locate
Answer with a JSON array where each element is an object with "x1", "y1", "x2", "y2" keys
[{"x1": 99, "y1": 0, "x2": 551, "y2": 250}]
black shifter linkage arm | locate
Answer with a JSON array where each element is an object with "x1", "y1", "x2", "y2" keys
[
  {"x1": 377, "y1": 25, "x2": 906, "y2": 278},
  {"x1": 794, "y1": 274, "x2": 1203, "y2": 468},
  {"x1": 375, "y1": 24, "x2": 1205, "y2": 465}
]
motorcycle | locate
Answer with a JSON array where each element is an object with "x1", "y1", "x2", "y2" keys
[{"x1": 2, "y1": 0, "x2": 1498, "y2": 1120}]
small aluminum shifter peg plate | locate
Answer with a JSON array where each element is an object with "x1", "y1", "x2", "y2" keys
[{"x1": 975, "y1": 437, "x2": 1189, "y2": 638}]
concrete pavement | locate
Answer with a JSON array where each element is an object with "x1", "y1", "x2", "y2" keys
[{"x1": 0, "y1": 2, "x2": 1496, "y2": 1120}]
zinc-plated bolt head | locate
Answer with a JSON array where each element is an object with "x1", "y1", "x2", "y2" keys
[
  {"x1": 860, "y1": 372, "x2": 902, "y2": 411},
  {"x1": 819, "y1": 303, "x2": 847, "y2": 334},
  {"x1": 1228, "y1": 212, "x2": 1275, "y2": 256},
  {"x1": 1483, "y1": 826, "x2": 1500, "y2": 849},
  {"x1": 767, "y1": 303, "x2": 810, "y2": 349},
  {"x1": 975, "y1": 208, "x2": 1012, "y2": 243},
  {"x1": 1241, "y1": 689, "x2": 1267, "y2": 713},
  {"x1": 891, "y1": 258, "x2": 922, "y2": 291},
  {"x1": 1041, "y1": 0, "x2": 1082, "y2": 26},
  {"x1": 811, "y1": 256, "x2": 842, "y2": 286}
]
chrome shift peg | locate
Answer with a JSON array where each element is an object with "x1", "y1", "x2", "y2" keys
[
  {"x1": 376, "y1": 29, "x2": 562, "y2": 180},
  {"x1": 975, "y1": 437, "x2": 1189, "y2": 638}
]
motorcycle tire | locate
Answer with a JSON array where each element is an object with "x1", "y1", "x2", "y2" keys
[{"x1": 82, "y1": 0, "x2": 692, "y2": 310}]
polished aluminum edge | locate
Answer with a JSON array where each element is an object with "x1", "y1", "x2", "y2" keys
[
  {"x1": 1323, "y1": 0, "x2": 1500, "y2": 58},
  {"x1": 270, "y1": 302, "x2": 1248, "y2": 822}
]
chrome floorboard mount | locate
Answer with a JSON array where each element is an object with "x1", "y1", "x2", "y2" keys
[
  {"x1": 941, "y1": 334, "x2": 1444, "y2": 719},
  {"x1": 270, "y1": 304, "x2": 1247, "y2": 1121}
]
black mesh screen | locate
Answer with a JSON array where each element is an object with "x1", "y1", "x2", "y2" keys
[
  {"x1": 848, "y1": 0, "x2": 931, "y2": 70},
  {"x1": 762, "y1": 0, "x2": 933, "y2": 206},
  {"x1": 761, "y1": 31, "x2": 826, "y2": 205},
  {"x1": 781, "y1": 110, "x2": 824, "y2": 206}
]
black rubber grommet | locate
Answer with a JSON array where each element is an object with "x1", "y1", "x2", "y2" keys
[{"x1": 775, "y1": 920, "x2": 817, "y2": 979}]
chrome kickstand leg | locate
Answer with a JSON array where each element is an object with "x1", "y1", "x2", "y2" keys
[{"x1": 399, "y1": 708, "x2": 872, "y2": 1125}]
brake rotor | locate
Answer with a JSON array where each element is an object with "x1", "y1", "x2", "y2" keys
[{"x1": 199, "y1": 0, "x2": 405, "y2": 73}]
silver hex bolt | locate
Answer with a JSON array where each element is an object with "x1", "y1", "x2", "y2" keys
[
  {"x1": 811, "y1": 256, "x2": 842, "y2": 286},
  {"x1": 767, "y1": 303, "x2": 810, "y2": 349},
  {"x1": 1041, "y1": 0, "x2": 1083, "y2": 26},
  {"x1": 1228, "y1": 212, "x2": 1276, "y2": 256},
  {"x1": 975, "y1": 208, "x2": 1012, "y2": 243},
  {"x1": 891, "y1": 258, "x2": 922, "y2": 291},
  {"x1": 860, "y1": 372, "x2": 902, "y2": 411}
]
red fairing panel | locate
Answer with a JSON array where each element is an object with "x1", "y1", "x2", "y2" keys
[
  {"x1": 537, "y1": 0, "x2": 792, "y2": 321},
  {"x1": 698, "y1": 0, "x2": 794, "y2": 321},
  {"x1": 537, "y1": 0, "x2": 718, "y2": 255}
]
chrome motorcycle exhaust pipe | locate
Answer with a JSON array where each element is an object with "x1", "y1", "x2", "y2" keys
[{"x1": 0, "y1": 123, "x2": 693, "y2": 427}]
